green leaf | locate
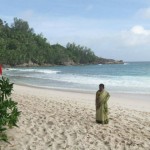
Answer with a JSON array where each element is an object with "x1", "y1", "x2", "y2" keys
[{"x1": 0, "y1": 77, "x2": 20, "y2": 143}]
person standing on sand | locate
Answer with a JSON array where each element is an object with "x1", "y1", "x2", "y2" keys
[{"x1": 96, "y1": 84, "x2": 110, "y2": 124}]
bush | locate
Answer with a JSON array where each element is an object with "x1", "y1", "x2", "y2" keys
[{"x1": 0, "y1": 76, "x2": 20, "y2": 142}]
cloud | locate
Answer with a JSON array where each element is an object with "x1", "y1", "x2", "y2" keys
[
  {"x1": 30, "y1": 16, "x2": 150, "y2": 60},
  {"x1": 85, "y1": 25, "x2": 150, "y2": 61},
  {"x1": 131, "y1": 25, "x2": 150, "y2": 35},
  {"x1": 112, "y1": 25, "x2": 150, "y2": 48},
  {"x1": 136, "y1": 7, "x2": 150, "y2": 19},
  {"x1": 123, "y1": 26, "x2": 150, "y2": 45}
]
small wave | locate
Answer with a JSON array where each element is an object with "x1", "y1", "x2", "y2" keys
[
  {"x1": 36, "y1": 70, "x2": 60, "y2": 74},
  {"x1": 98, "y1": 64, "x2": 102, "y2": 65},
  {"x1": 123, "y1": 63, "x2": 129, "y2": 65},
  {"x1": 7, "y1": 68, "x2": 60, "y2": 74}
]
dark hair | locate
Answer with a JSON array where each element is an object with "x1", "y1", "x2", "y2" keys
[{"x1": 99, "y1": 84, "x2": 104, "y2": 88}]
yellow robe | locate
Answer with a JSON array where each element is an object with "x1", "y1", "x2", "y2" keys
[{"x1": 96, "y1": 90, "x2": 110, "y2": 124}]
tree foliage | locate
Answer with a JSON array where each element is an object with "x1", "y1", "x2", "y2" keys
[
  {"x1": 0, "y1": 18, "x2": 101, "y2": 66},
  {"x1": 0, "y1": 18, "x2": 121, "y2": 66},
  {"x1": 0, "y1": 77, "x2": 20, "y2": 143}
]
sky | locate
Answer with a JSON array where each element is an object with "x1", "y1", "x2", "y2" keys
[{"x1": 0, "y1": 0, "x2": 150, "y2": 61}]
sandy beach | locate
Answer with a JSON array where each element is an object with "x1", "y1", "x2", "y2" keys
[{"x1": 0, "y1": 85, "x2": 150, "y2": 150}]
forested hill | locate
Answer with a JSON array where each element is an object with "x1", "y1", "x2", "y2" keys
[{"x1": 0, "y1": 18, "x2": 123, "y2": 67}]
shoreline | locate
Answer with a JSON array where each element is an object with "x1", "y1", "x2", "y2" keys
[
  {"x1": 2, "y1": 61, "x2": 124, "y2": 68},
  {"x1": 14, "y1": 82, "x2": 150, "y2": 96},
  {"x1": 14, "y1": 84, "x2": 150, "y2": 112},
  {"x1": 3, "y1": 62, "x2": 150, "y2": 96}
]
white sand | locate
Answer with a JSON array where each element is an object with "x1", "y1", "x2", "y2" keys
[{"x1": 0, "y1": 85, "x2": 150, "y2": 150}]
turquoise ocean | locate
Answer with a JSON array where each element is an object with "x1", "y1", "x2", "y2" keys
[{"x1": 4, "y1": 62, "x2": 150, "y2": 94}]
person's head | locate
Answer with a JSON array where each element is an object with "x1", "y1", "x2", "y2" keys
[{"x1": 99, "y1": 84, "x2": 104, "y2": 91}]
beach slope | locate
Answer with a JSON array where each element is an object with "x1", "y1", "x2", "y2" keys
[{"x1": 1, "y1": 85, "x2": 150, "y2": 150}]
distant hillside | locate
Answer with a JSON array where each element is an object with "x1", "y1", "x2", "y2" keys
[{"x1": 0, "y1": 18, "x2": 123, "y2": 67}]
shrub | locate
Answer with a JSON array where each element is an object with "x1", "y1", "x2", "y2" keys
[{"x1": 0, "y1": 76, "x2": 20, "y2": 142}]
